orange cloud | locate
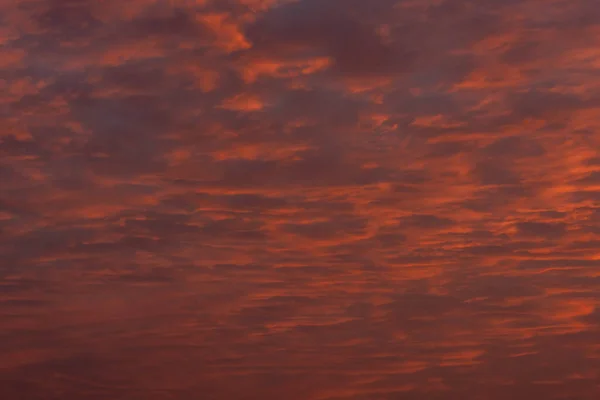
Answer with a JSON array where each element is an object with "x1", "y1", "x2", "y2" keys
[{"x1": 2, "y1": 0, "x2": 600, "y2": 399}]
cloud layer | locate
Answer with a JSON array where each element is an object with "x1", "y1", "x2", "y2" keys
[{"x1": 2, "y1": 0, "x2": 600, "y2": 398}]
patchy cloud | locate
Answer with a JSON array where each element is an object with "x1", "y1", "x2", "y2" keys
[{"x1": 1, "y1": 0, "x2": 600, "y2": 398}]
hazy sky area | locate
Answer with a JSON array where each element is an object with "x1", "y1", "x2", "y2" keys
[{"x1": 2, "y1": 0, "x2": 600, "y2": 398}]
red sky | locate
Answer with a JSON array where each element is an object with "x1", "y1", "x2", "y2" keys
[{"x1": 2, "y1": 0, "x2": 600, "y2": 398}]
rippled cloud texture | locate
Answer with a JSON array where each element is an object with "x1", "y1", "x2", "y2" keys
[{"x1": 2, "y1": 0, "x2": 600, "y2": 398}]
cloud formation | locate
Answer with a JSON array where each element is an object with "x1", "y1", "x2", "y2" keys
[{"x1": 1, "y1": 0, "x2": 600, "y2": 398}]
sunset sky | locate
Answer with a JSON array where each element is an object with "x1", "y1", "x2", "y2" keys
[{"x1": 2, "y1": 0, "x2": 600, "y2": 398}]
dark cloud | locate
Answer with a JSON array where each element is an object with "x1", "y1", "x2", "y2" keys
[
  {"x1": 281, "y1": 215, "x2": 368, "y2": 240},
  {"x1": 472, "y1": 160, "x2": 522, "y2": 186},
  {"x1": 400, "y1": 214, "x2": 456, "y2": 230},
  {"x1": 515, "y1": 222, "x2": 568, "y2": 239},
  {"x1": 246, "y1": 0, "x2": 414, "y2": 79}
]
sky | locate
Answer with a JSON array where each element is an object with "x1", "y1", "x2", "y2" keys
[{"x1": 1, "y1": 0, "x2": 600, "y2": 398}]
